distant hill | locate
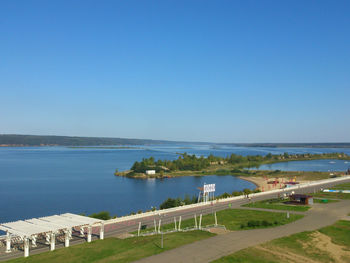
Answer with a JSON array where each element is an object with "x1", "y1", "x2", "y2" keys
[
  {"x1": 1, "y1": 134, "x2": 349, "y2": 148},
  {"x1": 0, "y1": 134, "x2": 180, "y2": 146}
]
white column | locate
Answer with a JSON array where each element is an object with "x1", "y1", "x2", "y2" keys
[
  {"x1": 100, "y1": 223, "x2": 104, "y2": 240},
  {"x1": 50, "y1": 233, "x2": 55, "y2": 251},
  {"x1": 194, "y1": 214, "x2": 197, "y2": 229},
  {"x1": 5, "y1": 231, "x2": 11, "y2": 253},
  {"x1": 158, "y1": 219, "x2": 161, "y2": 234},
  {"x1": 174, "y1": 217, "x2": 177, "y2": 231},
  {"x1": 214, "y1": 212, "x2": 217, "y2": 226},
  {"x1": 154, "y1": 219, "x2": 157, "y2": 233},
  {"x1": 178, "y1": 216, "x2": 182, "y2": 231},
  {"x1": 199, "y1": 214, "x2": 202, "y2": 230},
  {"x1": 138, "y1": 222, "x2": 141, "y2": 237},
  {"x1": 45, "y1": 234, "x2": 50, "y2": 244},
  {"x1": 80, "y1": 227, "x2": 85, "y2": 237},
  {"x1": 65, "y1": 230, "x2": 70, "y2": 247},
  {"x1": 24, "y1": 238, "x2": 29, "y2": 258},
  {"x1": 87, "y1": 226, "x2": 92, "y2": 242},
  {"x1": 31, "y1": 235, "x2": 37, "y2": 247}
]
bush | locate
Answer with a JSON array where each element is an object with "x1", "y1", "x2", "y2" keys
[
  {"x1": 159, "y1": 195, "x2": 197, "y2": 209},
  {"x1": 247, "y1": 220, "x2": 261, "y2": 227},
  {"x1": 232, "y1": 191, "x2": 243, "y2": 196},
  {"x1": 89, "y1": 211, "x2": 112, "y2": 220},
  {"x1": 262, "y1": 220, "x2": 271, "y2": 226},
  {"x1": 160, "y1": 198, "x2": 179, "y2": 209},
  {"x1": 218, "y1": 192, "x2": 231, "y2": 199}
]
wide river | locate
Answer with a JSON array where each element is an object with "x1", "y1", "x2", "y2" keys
[{"x1": 0, "y1": 144, "x2": 349, "y2": 223}]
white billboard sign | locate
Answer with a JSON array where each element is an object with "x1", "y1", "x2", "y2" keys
[{"x1": 203, "y1": 183, "x2": 215, "y2": 193}]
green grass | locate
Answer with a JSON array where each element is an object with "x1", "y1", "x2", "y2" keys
[
  {"x1": 212, "y1": 247, "x2": 282, "y2": 263},
  {"x1": 313, "y1": 198, "x2": 339, "y2": 204},
  {"x1": 212, "y1": 220, "x2": 350, "y2": 263},
  {"x1": 310, "y1": 182, "x2": 350, "y2": 200},
  {"x1": 329, "y1": 182, "x2": 350, "y2": 189},
  {"x1": 137, "y1": 209, "x2": 303, "y2": 234},
  {"x1": 243, "y1": 198, "x2": 310, "y2": 212},
  {"x1": 6, "y1": 231, "x2": 215, "y2": 263},
  {"x1": 312, "y1": 192, "x2": 350, "y2": 199},
  {"x1": 319, "y1": 220, "x2": 350, "y2": 246}
]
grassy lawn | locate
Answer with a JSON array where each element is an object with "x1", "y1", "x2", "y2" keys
[
  {"x1": 313, "y1": 198, "x2": 339, "y2": 204},
  {"x1": 7, "y1": 231, "x2": 215, "y2": 263},
  {"x1": 137, "y1": 209, "x2": 303, "y2": 234},
  {"x1": 212, "y1": 220, "x2": 350, "y2": 263},
  {"x1": 328, "y1": 182, "x2": 350, "y2": 189},
  {"x1": 242, "y1": 198, "x2": 310, "y2": 212},
  {"x1": 312, "y1": 182, "x2": 350, "y2": 200},
  {"x1": 313, "y1": 192, "x2": 350, "y2": 199}
]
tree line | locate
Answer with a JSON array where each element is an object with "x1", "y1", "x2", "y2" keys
[{"x1": 129, "y1": 152, "x2": 349, "y2": 174}]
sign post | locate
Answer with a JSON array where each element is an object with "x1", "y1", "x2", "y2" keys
[{"x1": 203, "y1": 183, "x2": 216, "y2": 202}]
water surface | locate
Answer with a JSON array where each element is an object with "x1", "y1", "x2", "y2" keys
[
  {"x1": 255, "y1": 159, "x2": 350, "y2": 172},
  {"x1": 1, "y1": 144, "x2": 349, "y2": 223}
]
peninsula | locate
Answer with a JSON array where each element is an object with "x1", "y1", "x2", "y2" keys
[{"x1": 115, "y1": 152, "x2": 350, "y2": 180}]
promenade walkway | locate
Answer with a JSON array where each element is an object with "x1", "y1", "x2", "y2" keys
[{"x1": 135, "y1": 200, "x2": 350, "y2": 263}]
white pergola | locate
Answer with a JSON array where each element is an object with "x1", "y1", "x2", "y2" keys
[{"x1": 0, "y1": 213, "x2": 104, "y2": 258}]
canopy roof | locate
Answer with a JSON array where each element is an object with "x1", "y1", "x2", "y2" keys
[{"x1": 0, "y1": 214, "x2": 103, "y2": 238}]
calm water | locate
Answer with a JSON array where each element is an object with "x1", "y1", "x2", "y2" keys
[
  {"x1": 256, "y1": 159, "x2": 350, "y2": 172},
  {"x1": 1, "y1": 144, "x2": 350, "y2": 223}
]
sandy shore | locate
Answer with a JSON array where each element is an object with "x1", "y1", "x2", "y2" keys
[{"x1": 239, "y1": 176, "x2": 309, "y2": 192}]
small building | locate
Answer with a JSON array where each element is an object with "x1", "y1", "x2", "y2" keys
[
  {"x1": 290, "y1": 194, "x2": 313, "y2": 205},
  {"x1": 145, "y1": 170, "x2": 156, "y2": 175}
]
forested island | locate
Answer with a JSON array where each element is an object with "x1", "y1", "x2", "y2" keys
[{"x1": 115, "y1": 152, "x2": 350, "y2": 178}]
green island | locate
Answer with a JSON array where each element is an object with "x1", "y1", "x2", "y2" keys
[{"x1": 115, "y1": 152, "x2": 350, "y2": 179}]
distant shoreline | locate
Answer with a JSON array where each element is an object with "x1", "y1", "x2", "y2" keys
[{"x1": 0, "y1": 134, "x2": 350, "y2": 148}]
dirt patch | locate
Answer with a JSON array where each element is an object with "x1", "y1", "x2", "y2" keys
[
  {"x1": 309, "y1": 231, "x2": 350, "y2": 263},
  {"x1": 256, "y1": 245, "x2": 319, "y2": 263},
  {"x1": 205, "y1": 228, "x2": 230, "y2": 235},
  {"x1": 113, "y1": 233, "x2": 134, "y2": 239}
]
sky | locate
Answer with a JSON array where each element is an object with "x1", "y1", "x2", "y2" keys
[{"x1": 0, "y1": 0, "x2": 349, "y2": 143}]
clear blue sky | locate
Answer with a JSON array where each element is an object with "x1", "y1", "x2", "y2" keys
[{"x1": 1, "y1": 0, "x2": 349, "y2": 143}]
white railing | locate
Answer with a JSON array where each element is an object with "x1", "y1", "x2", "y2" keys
[{"x1": 104, "y1": 175, "x2": 350, "y2": 225}]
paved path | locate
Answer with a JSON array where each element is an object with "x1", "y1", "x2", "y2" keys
[
  {"x1": 134, "y1": 200, "x2": 350, "y2": 263},
  {"x1": 238, "y1": 206, "x2": 306, "y2": 214}
]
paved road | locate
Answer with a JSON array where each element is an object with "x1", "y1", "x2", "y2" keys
[
  {"x1": 135, "y1": 199, "x2": 350, "y2": 263},
  {"x1": 1, "y1": 177, "x2": 349, "y2": 262}
]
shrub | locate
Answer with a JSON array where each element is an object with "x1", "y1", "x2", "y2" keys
[
  {"x1": 262, "y1": 220, "x2": 271, "y2": 226},
  {"x1": 89, "y1": 211, "x2": 112, "y2": 220},
  {"x1": 247, "y1": 220, "x2": 261, "y2": 227}
]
